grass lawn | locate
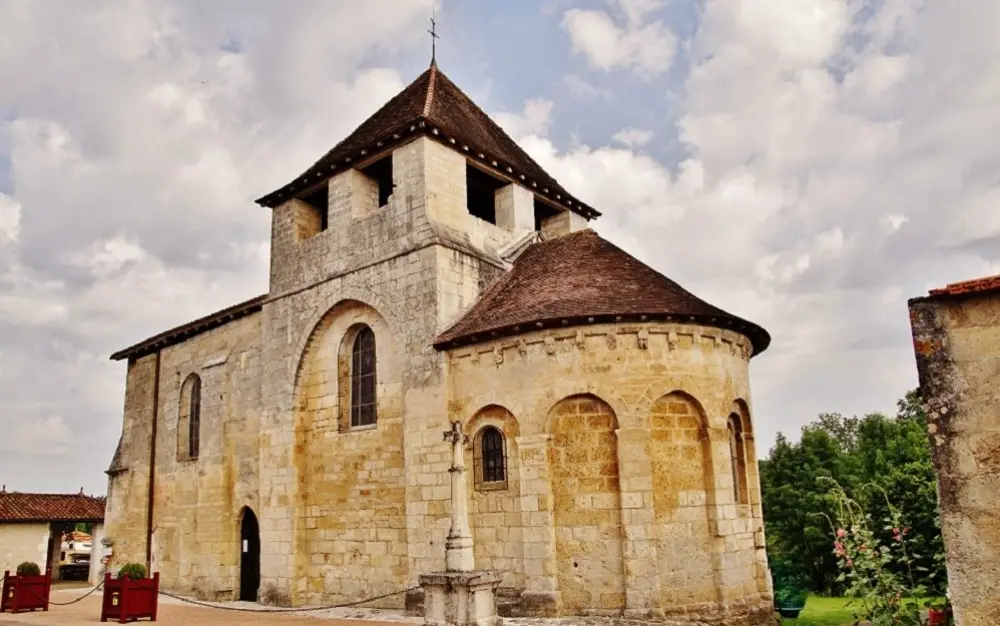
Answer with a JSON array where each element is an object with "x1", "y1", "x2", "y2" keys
[
  {"x1": 779, "y1": 596, "x2": 940, "y2": 625},
  {"x1": 779, "y1": 596, "x2": 856, "y2": 625}
]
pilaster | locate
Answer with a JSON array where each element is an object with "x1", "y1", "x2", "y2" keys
[
  {"x1": 614, "y1": 427, "x2": 662, "y2": 617},
  {"x1": 495, "y1": 183, "x2": 534, "y2": 233},
  {"x1": 513, "y1": 434, "x2": 559, "y2": 615}
]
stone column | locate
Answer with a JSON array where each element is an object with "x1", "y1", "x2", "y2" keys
[{"x1": 444, "y1": 421, "x2": 475, "y2": 572}]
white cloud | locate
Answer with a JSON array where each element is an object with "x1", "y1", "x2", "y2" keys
[
  {"x1": 1, "y1": 416, "x2": 73, "y2": 457},
  {"x1": 495, "y1": 99, "x2": 555, "y2": 139},
  {"x1": 562, "y1": 74, "x2": 607, "y2": 99},
  {"x1": 561, "y1": 0, "x2": 676, "y2": 78},
  {"x1": 0, "y1": 194, "x2": 21, "y2": 243},
  {"x1": 612, "y1": 127, "x2": 653, "y2": 148}
]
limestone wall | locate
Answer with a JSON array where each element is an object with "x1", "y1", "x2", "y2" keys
[
  {"x1": 909, "y1": 292, "x2": 1000, "y2": 626},
  {"x1": 0, "y1": 523, "x2": 50, "y2": 575},
  {"x1": 104, "y1": 354, "x2": 158, "y2": 568},
  {"x1": 443, "y1": 322, "x2": 773, "y2": 622},
  {"x1": 148, "y1": 312, "x2": 262, "y2": 600}
]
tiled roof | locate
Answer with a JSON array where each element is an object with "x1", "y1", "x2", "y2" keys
[
  {"x1": 433, "y1": 229, "x2": 771, "y2": 355},
  {"x1": 109, "y1": 294, "x2": 266, "y2": 361},
  {"x1": 255, "y1": 63, "x2": 599, "y2": 220},
  {"x1": 0, "y1": 491, "x2": 106, "y2": 523},
  {"x1": 928, "y1": 273, "x2": 1000, "y2": 297}
]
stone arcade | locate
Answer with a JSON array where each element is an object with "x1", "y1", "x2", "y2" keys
[{"x1": 103, "y1": 60, "x2": 775, "y2": 625}]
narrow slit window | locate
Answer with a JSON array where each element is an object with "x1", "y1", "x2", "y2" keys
[
  {"x1": 189, "y1": 375, "x2": 202, "y2": 459},
  {"x1": 728, "y1": 414, "x2": 748, "y2": 505},
  {"x1": 351, "y1": 326, "x2": 377, "y2": 427}
]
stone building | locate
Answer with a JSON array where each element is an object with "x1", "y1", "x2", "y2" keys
[
  {"x1": 104, "y1": 62, "x2": 775, "y2": 624},
  {"x1": 908, "y1": 274, "x2": 1000, "y2": 626}
]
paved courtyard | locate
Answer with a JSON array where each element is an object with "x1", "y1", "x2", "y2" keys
[{"x1": 0, "y1": 585, "x2": 420, "y2": 626}]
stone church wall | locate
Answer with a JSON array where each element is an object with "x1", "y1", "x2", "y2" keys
[
  {"x1": 150, "y1": 312, "x2": 262, "y2": 599},
  {"x1": 444, "y1": 322, "x2": 773, "y2": 623},
  {"x1": 104, "y1": 353, "x2": 159, "y2": 568},
  {"x1": 105, "y1": 312, "x2": 263, "y2": 600},
  {"x1": 909, "y1": 291, "x2": 1000, "y2": 626}
]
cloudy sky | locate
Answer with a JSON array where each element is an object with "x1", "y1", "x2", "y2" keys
[{"x1": 1, "y1": 0, "x2": 997, "y2": 495}]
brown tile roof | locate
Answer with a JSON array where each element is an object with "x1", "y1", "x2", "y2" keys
[
  {"x1": 109, "y1": 294, "x2": 266, "y2": 362},
  {"x1": 254, "y1": 63, "x2": 599, "y2": 220},
  {"x1": 0, "y1": 491, "x2": 106, "y2": 523},
  {"x1": 928, "y1": 273, "x2": 1000, "y2": 297},
  {"x1": 433, "y1": 229, "x2": 771, "y2": 355}
]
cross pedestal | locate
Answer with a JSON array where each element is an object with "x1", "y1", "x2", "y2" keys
[
  {"x1": 418, "y1": 421, "x2": 502, "y2": 626},
  {"x1": 419, "y1": 571, "x2": 503, "y2": 626}
]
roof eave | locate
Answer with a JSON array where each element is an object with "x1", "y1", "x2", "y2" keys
[
  {"x1": 253, "y1": 120, "x2": 601, "y2": 220},
  {"x1": 1, "y1": 517, "x2": 105, "y2": 524},
  {"x1": 433, "y1": 312, "x2": 770, "y2": 356},
  {"x1": 109, "y1": 295, "x2": 267, "y2": 362}
]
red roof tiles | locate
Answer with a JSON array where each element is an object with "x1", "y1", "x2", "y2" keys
[
  {"x1": 0, "y1": 491, "x2": 106, "y2": 523},
  {"x1": 433, "y1": 229, "x2": 771, "y2": 355},
  {"x1": 255, "y1": 63, "x2": 598, "y2": 219},
  {"x1": 929, "y1": 273, "x2": 1000, "y2": 297}
]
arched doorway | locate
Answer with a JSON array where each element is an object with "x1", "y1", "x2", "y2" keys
[{"x1": 240, "y1": 508, "x2": 260, "y2": 602}]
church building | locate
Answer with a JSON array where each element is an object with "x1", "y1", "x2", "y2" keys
[{"x1": 104, "y1": 61, "x2": 775, "y2": 625}]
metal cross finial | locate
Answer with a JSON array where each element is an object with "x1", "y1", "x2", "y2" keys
[{"x1": 427, "y1": 14, "x2": 440, "y2": 65}]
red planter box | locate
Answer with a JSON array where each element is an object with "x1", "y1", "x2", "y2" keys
[
  {"x1": 100, "y1": 572, "x2": 159, "y2": 623},
  {"x1": 1, "y1": 569, "x2": 52, "y2": 613}
]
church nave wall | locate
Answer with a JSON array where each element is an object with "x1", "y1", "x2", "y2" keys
[{"x1": 106, "y1": 311, "x2": 263, "y2": 600}]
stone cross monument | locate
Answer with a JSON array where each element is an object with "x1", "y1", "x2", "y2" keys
[
  {"x1": 443, "y1": 420, "x2": 475, "y2": 571},
  {"x1": 418, "y1": 420, "x2": 502, "y2": 626}
]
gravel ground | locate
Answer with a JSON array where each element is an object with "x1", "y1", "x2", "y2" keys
[{"x1": 0, "y1": 585, "x2": 422, "y2": 626}]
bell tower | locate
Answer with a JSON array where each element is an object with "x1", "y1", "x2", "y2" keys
[{"x1": 256, "y1": 62, "x2": 596, "y2": 315}]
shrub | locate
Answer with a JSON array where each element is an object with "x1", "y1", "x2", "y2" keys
[
  {"x1": 15, "y1": 561, "x2": 40, "y2": 577},
  {"x1": 117, "y1": 563, "x2": 147, "y2": 580},
  {"x1": 770, "y1": 553, "x2": 809, "y2": 608}
]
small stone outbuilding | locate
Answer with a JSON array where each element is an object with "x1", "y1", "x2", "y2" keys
[
  {"x1": 104, "y1": 61, "x2": 776, "y2": 625},
  {"x1": 909, "y1": 274, "x2": 1000, "y2": 626}
]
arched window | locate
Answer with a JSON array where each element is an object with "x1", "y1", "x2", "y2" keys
[
  {"x1": 728, "y1": 414, "x2": 748, "y2": 505},
  {"x1": 481, "y1": 427, "x2": 505, "y2": 483},
  {"x1": 178, "y1": 373, "x2": 202, "y2": 461},
  {"x1": 350, "y1": 326, "x2": 377, "y2": 427},
  {"x1": 473, "y1": 426, "x2": 507, "y2": 491}
]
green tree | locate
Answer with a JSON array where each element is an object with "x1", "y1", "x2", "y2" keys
[{"x1": 760, "y1": 389, "x2": 944, "y2": 595}]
